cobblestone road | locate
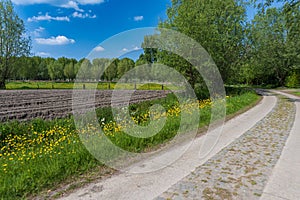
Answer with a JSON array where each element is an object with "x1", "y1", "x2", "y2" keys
[{"x1": 155, "y1": 94, "x2": 296, "y2": 200}]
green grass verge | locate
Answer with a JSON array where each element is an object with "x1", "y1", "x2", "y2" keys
[
  {"x1": 5, "y1": 81, "x2": 176, "y2": 90},
  {"x1": 292, "y1": 91, "x2": 300, "y2": 97},
  {"x1": 0, "y1": 92, "x2": 260, "y2": 199}
]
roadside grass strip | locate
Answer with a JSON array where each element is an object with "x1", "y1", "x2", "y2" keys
[{"x1": 0, "y1": 92, "x2": 259, "y2": 199}]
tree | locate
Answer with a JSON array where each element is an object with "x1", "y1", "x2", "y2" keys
[
  {"x1": 48, "y1": 60, "x2": 64, "y2": 81},
  {"x1": 142, "y1": 36, "x2": 158, "y2": 64},
  {"x1": 10, "y1": 56, "x2": 27, "y2": 80},
  {"x1": 37, "y1": 59, "x2": 49, "y2": 80},
  {"x1": 64, "y1": 63, "x2": 76, "y2": 81},
  {"x1": 135, "y1": 54, "x2": 149, "y2": 66},
  {"x1": 26, "y1": 56, "x2": 42, "y2": 80},
  {"x1": 0, "y1": 0, "x2": 31, "y2": 88},
  {"x1": 76, "y1": 58, "x2": 92, "y2": 81},
  {"x1": 135, "y1": 54, "x2": 152, "y2": 81},
  {"x1": 158, "y1": 0, "x2": 247, "y2": 84},
  {"x1": 283, "y1": 1, "x2": 300, "y2": 82},
  {"x1": 117, "y1": 58, "x2": 135, "y2": 79},
  {"x1": 251, "y1": 0, "x2": 299, "y2": 13},
  {"x1": 63, "y1": 58, "x2": 77, "y2": 81},
  {"x1": 105, "y1": 59, "x2": 118, "y2": 82},
  {"x1": 245, "y1": 7, "x2": 292, "y2": 86},
  {"x1": 92, "y1": 58, "x2": 110, "y2": 81}
]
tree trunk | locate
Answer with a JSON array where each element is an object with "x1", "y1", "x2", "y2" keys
[{"x1": 0, "y1": 80, "x2": 6, "y2": 89}]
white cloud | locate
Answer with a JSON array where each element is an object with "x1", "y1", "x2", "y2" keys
[
  {"x1": 72, "y1": 11, "x2": 96, "y2": 19},
  {"x1": 32, "y1": 26, "x2": 45, "y2": 37},
  {"x1": 36, "y1": 52, "x2": 51, "y2": 57},
  {"x1": 12, "y1": 0, "x2": 57, "y2": 4},
  {"x1": 12, "y1": 0, "x2": 105, "y2": 7},
  {"x1": 121, "y1": 46, "x2": 141, "y2": 52},
  {"x1": 134, "y1": 16, "x2": 144, "y2": 21},
  {"x1": 61, "y1": 1, "x2": 84, "y2": 12},
  {"x1": 94, "y1": 46, "x2": 105, "y2": 52},
  {"x1": 76, "y1": 0, "x2": 105, "y2": 4},
  {"x1": 133, "y1": 46, "x2": 141, "y2": 50},
  {"x1": 35, "y1": 35, "x2": 75, "y2": 45},
  {"x1": 28, "y1": 13, "x2": 70, "y2": 22},
  {"x1": 12, "y1": 0, "x2": 106, "y2": 13}
]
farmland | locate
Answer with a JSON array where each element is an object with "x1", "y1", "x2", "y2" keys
[{"x1": 0, "y1": 89, "x2": 169, "y2": 122}]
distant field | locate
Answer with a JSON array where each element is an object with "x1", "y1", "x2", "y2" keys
[{"x1": 5, "y1": 81, "x2": 176, "y2": 90}]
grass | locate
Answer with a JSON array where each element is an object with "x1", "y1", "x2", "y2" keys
[
  {"x1": 5, "y1": 81, "x2": 177, "y2": 90},
  {"x1": 6, "y1": 81, "x2": 74, "y2": 90},
  {"x1": 0, "y1": 91, "x2": 260, "y2": 199},
  {"x1": 292, "y1": 91, "x2": 300, "y2": 97},
  {"x1": 277, "y1": 89, "x2": 300, "y2": 97}
]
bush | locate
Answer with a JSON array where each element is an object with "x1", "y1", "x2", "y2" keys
[
  {"x1": 194, "y1": 83, "x2": 209, "y2": 100},
  {"x1": 225, "y1": 86, "x2": 251, "y2": 96},
  {"x1": 285, "y1": 71, "x2": 300, "y2": 88}
]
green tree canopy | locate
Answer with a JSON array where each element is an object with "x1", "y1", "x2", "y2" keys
[
  {"x1": 0, "y1": 0, "x2": 31, "y2": 89},
  {"x1": 117, "y1": 58, "x2": 135, "y2": 79},
  {"x1": 158, "y1": 0, "x2": 247, "y2": 83}
]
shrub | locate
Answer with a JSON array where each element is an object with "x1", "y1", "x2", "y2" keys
[{"x1": 285, "y1": 71, "x2": 300, "y2": 88}]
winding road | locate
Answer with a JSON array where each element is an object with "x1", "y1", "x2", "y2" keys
[{"x1": 59, "y1": 90, "x2": 300, "y2": 200}]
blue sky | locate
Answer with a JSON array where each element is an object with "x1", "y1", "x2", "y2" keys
[
  {"x1": 12, "y1": 0, "x2": 280, "y2": 61},
  {"x1": 13, "y1": 0, "x2": 171, "y2": 60}
]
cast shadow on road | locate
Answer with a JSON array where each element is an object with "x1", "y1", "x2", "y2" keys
[
  {"x1": 280, "y1": 96, "x2": 300, "y2": 103},
  {"x1": 255, "y1": 89, "x2": 277, "y2": 96},
  {"x1": 287, "y1": 98, "x2": 300, "y2": 103}
]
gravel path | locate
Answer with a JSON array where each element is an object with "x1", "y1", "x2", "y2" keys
[{"x1": 155, "y1": 94, "x2": 296, "y2": 200}]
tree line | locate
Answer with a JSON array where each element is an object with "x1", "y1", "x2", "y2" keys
[
  {"x1": 0, "y1": 0, "x2": 299, "y2": 90},
  {"x1": 9, "y1": 55, "x2": 182, "y2": 83},
  {"x1": 140, "y1": 0, "x2": 300, "y2": 91},
  {"x1": 9, "y1": 56, "x2": 138, "y2": 82}
]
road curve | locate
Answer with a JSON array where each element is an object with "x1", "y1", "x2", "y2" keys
[
  {"x1": 260, "y1": 91, "x2": 300, "y2": 200},
  {"x1": 59, "y1": 91, "x2": 277, "y2": 200}
]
